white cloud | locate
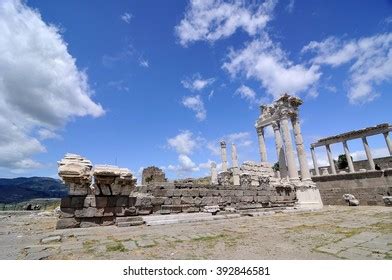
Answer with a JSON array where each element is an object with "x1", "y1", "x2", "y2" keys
[
  {"x1": 167, "y1": 130, "x2": 200, "y2": 155},
  {"x1": 235, "y1": 84, "x2": 265, "y2": 106},
  {"x1": 223, "y1": 33, "x2": 321, "y2": 98},
  {"x1": 175, "y1": 0, "x2": 277, "y2": 46},
  {"x1": 37, "y1": 128, "x2": 60, "y2": 140},
  {"x1": 0, "y1": 0, "x2": 104, "y2": 172},
  {"x1": 139, "y1": 58, "x2": 149, "y2": 68},
  {"x1": 121, "y1": 12, "x2": 132, "y2": 24},
  {"x1": 302, "y1": 33, "x2": 392, "y2": 104},
  {"x1": 182, "y1": 95, "x2": 207, "y2": 121},
  {"x1": 167, "y1": 154, "x2": 200, "y2": 174},
  {"x1": 181, "y1": 74, "x2": 215, "y2": 91}
]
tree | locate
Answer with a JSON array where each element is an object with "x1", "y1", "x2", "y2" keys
[
  {"x1": 337, "y1": 154, "x2": 353, "y2": 170},
  {"x1": 273, "y1": 162, "x2": 279, "y2": 172}
]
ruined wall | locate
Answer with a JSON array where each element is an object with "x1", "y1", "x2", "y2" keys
[
  {"x1": 141, "y1": 166, "x2": 166, "y2": 185},
  {"x1": 314, "y1": 169, "x2": 392, "y2": 206},
  {"x1": 137, "y1": 180, "x2": 296, "y2": 214}
]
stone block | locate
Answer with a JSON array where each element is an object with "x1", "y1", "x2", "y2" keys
[
  {"x1": 129, "y1": 197, "x2": 137, "y2": 206},
  {"x1": 103, "y1": 207, "x2": 115, "y2": 216},
  {"x1": 244, "y1": 190, "x2": 256, "y2": 196},
  {"x1": 182, "y1": 206, "x2": 199, "y2": 213},
  {"x1": 101, "y1": 217, "x2": 115, "y2": 226},
  {"x1": 163, "y1": 197, "x2": 172, "y2": 205},
  {"x1": 181, "y1": 197, "x2": 195, "y2": 205},
  {"x1": 75, "y1": 207, "x2": 96, "y2": 218},
  {"x1": 241, "y1": 196, "x2": 254, "y2": 202},
  {"x1": 95, "y1": 197, "x2": 107, "y2": 208},
  {"x1": 151, "y1": 197, "x2": 166, "y2": 205},
  {"x1": 234, "y1": 190, "x2": 243, "y2": 197},
  {"x1": 173, "y1": 189, "x2": 183, "y2": 197},
  {"x1": 60, "y1": 197, "x2": 71, "y2": 208},
  {"x1": 172, "y1": 197, "x2": 182, "y2": 205},
  {"x1": 153, "y1": 188, "x2": 168, "y2": 197},
  {"x1": 107, "y1": 197, "x2": 117, "y2": 207},
  {"x1": 99, "y1": 185, "x2": 112, "y2": 195},
  {"x1": 124, "y1": 207, "x2": 138, "y2": 216},
  {"x1": 56, "y1": 218, "x2": 80, "y2": 229},
  {"x1": 135, "y1": 197, "x2": 152, "y2": 207},
  {"x1": 116, "y1": 196, "x2": 129, "y2": 207},
  {"x1": 68, "y1": 185, "x2": 88, "y2": 196},
  {"x1": 199, "y1": 188, "x2": 208, "y2": 196},
  {"x1": 83, "y1": 195, "x2": 96, "y2": 207},
  {"x1": 115, "y1": 207, "x2": 125, "y2": 216},
  {"x1": 70, "y1": 196, "x2": 85, "y2": 208},
  {"x1": 194, "y1": 197, "x2": 202, "y2": 206},
  {"x1": 59, "y1": 208, "x2": 75, "y2": 218}
]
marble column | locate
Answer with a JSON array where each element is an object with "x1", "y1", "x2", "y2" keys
[
  {"x1": 326, "y1": 144, "x2": 336, "y2": 175},
  {"x1": 362, "y1": 137, "x2": 375, "y2": 170},
  {"x1": 256, "y1": 126, "x2": 268, "y2": 162},
  {"x1": 310, "y1": 147, "x2": 320, "y2": 176},
  {"x1": 384, "y1": 132, "x2": 392, "y2": 156},
  {"x1": 280, "y1": 115, "x2": 299, "y2": 181},
  {"x1": 342, "y1": 141, "x2": 355, "y2": 173},
  {"x1": 231, "y1": 143, "x2": 239, "y2": 168},
  {"x1": 291, "y1": 115, "x2": 311, "y2": 181},
  {"x1": 220, "y1": 141, "x2": 228, "y2": 172},
  {"x1": 210, "y1": 162, "x2": 218, "y2": 184},
  {"x1": 272, "y1": 121, "x2": 288, "y2": 179}
]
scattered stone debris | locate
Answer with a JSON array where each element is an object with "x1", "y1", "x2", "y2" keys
[
  {"x1": 382, "y1": 196, "x2": 392, "y2": 206},
  {"x1": 343, "y1": 194, "x2": 360, "y2": 206},
  {"x1": 41, "y1": 235, "x2": 62, "y2": 244}
]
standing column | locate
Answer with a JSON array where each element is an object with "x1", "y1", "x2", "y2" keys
[
  {"x1": 280, "y1": 115, "x2": 299, "y2": 181},
  {"x1": 210, "y1": 162, "x2": 218, "y2": 184},
  {"x1": 384, "y1": 132, "x2": 392, "y2": 155},
  {"x1": 342, "y1": 141, "x2": 355, "y2": 173},
  {"x1": 256, "y1": 126, "x2": 268, "y2": 162},
  {"x1": 362, "y1": 137, "x2": 375, "y2": 170},
  {"x1": 326, "y1": 144, "x2": 336, "y2": 174},
  {"x1": 291, "y1": 115, "x2": 311, "y2": 181},
  {"x1": 220, "y1": 141, "x2": 228, "y2": 172},
  {"x1": 272, "y1": 121, "x2": 288, "y2": 179},
  {"x1": 231, "y1": 143, "x2": 239, "y2": 168},
  {"x1": 310, "y1": 147, "x2": 320, "y2": 176}
]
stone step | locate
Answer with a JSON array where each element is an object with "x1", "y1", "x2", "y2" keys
[
  {"x1": 143, "y1": 213, "x2": 240, "y2": 226},
  {"x1": 117, "y1": 220, "x2": 145, "y2": 227},
  {"x1": 142, "y1": 212, "x2": 212, "y2": 222},
  {"x1": 116, "y1": 216, "x2": 143, "y2": 223}
]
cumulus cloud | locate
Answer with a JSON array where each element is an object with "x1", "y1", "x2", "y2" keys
[
  {"x1": 121, "y1": 12, "x2": 132, "y2": 24},
  {"x1": 175, "y1": 0, "x2": 277, "y2": 46},
  {"x1": 223, "y1": 33, "x2": 321, "y2": 98},
  {"x1": 181, "y1": 74, "x2": 215, "y2": 91},
  {"x1": 182, "y1": 95, "x2": 207, "y2": 121},
  {"x1": 167, "y1": 130, "x2": 200, "y2": 155},
  {"x1": 285, "y1": 0, "x2": 295, "y2": 13},
  {"x1": 302, "y1": 33, "x2": 392, "y2": 104},
  {"x1": 0, "y1": 0, "x2": 104, "y2": 172},
  {"x1": 235, "y1": 84, "x2": 266, "y2": 106},
  {"x1": 168, "y1": 154, "x2": 200, "y2": 174}
]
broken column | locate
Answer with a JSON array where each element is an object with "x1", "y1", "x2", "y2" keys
[
  {"x1": 210, "y1": 162, "x2": 218, "y2": 184},
  {"x1": 220, "y1": 141, "x2": 228, "y2": 172},
  {"x1": 231, "y1": 143, "x2": 240, "y2": 186}
]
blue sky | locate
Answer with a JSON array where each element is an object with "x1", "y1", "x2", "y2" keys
[{"x1": 0, "y1": 0, "x2": 391, "y2": 181}]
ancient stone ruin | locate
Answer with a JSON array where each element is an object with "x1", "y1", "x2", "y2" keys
[
  {"x1": 141, "y1": 166, "x2": 167, "y2": 185},
  {"x1": 56, "y1": 94, "x2": 323, "y2": 229}
]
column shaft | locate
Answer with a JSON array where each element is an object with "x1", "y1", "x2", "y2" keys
[
  {"x1": 280, "y1": 117, "x2": 299, "y2": 180},
  {"x1": 342, "y1": 141, "x2": 355, "y2": 173},
  {"x1": 256, "y1": 127, "x2": 268, "y2": 162},
  {"x1": 384, "y1": 132, "x2": 392, "y2": 155},
  {"x1": 310, "y1": 147, "x2": 320, "y2": 176},
  {"x1": 362, "y1": 137, "x2": 375, "y2": 170},
  {"x1": 326, "y1": 144, "x2": 336, "y2": 174},
  {"x1": 291, "y1": 116, "x2": 311, "y2": 180},
  {"x1": 220, "y1": 141, "x2": 228, "y2": 172},
  {"x1": 272, "y1": 122, "x2": 288, "y2": 179}
]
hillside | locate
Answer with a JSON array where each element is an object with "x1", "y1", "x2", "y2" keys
[{"x1": 0, "y1": 177, "x2": 67, "y2": 204}]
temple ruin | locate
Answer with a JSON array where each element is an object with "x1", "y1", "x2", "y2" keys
[{"x1": 56, "y1": 94, "x2": 325, "y2": 229}]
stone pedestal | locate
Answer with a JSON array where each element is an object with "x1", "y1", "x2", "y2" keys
[{"x1": 294, "y1": 183, "x2": 323, "y2": 210}]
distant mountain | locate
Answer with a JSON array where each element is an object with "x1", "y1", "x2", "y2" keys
[{"x1": 0, "y1": 177, "x2": 67, "y2": 204}]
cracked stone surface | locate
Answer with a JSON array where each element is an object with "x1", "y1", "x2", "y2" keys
[{"x1": 0, "y1": 206, "x2": 391, "y2": 259}]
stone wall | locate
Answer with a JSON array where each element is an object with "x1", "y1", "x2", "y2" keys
[
  {"x1": 313, "y1": 169, "x2": 392, "y2": 206},
  {"x1": 141, "y1": 166, "x2": 166, "y2": 185}
]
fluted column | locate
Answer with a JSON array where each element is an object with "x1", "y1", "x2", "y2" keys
[
  {"x1": 280, "y1": 115, "x2": 299, "y2": 181},
  {"x1": 326, "y1": 144, "x2": 336, "y2": 174},
  {"x1": 272, "y1": 121, "x2": 288, "y2": 179},
  {"x1": 256, "y1": 126, "x2": 268, "y2": 162},
  {"x1": 362, "y1": 137, "x2": 375, "y2": 170},
  {"x1": 220, "y1": 141, "x2": 228, "y2": 172},
  {"x1": 384, "y1": 132, "x2": 392, "y2": 155},
  {"x1": 291, "y1": 115, "x2": 311, "y2": 181},
  {"x1": 310, "y1": 147, "x2": 320, "y2": 176},
  {"x1": 342, "y1": 141, "x2": 355, "y2": 173}
]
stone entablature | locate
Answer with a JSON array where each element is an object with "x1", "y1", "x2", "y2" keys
[{"x1": 310, "y1": 123, "x2": 392, "y2": 175}]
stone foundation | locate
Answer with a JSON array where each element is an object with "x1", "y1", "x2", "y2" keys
[{"x1": 314, "y1": 169, "x2": 392, "y2": 205}]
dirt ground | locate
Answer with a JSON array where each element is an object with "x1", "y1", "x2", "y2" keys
[{"x1": 0, "y1": 206, "x2": 391, "y2": 260}]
